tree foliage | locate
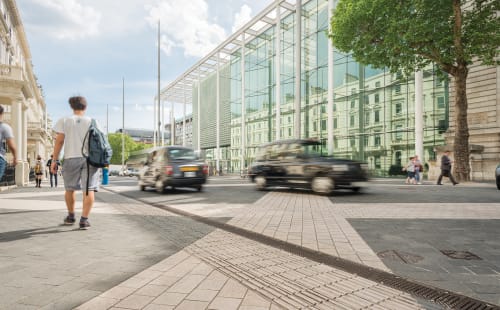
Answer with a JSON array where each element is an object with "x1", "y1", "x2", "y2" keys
[
  {"x1": 329, "y1": 0, "x2": 500, "y2": 181},
  {"x1": 107, "y1": 133, "x2": 148, "y2": 165}
]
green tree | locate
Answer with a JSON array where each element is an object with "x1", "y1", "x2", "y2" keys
[
  {"x1": 329, "y1": 0, "x2": 500, "y2": 181},
  {"x1": 108, "y1": 133, "x2": 148, "y2": 165}
]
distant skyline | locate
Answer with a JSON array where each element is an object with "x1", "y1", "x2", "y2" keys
[{"x1": 17, "y1": 0, "x2": 271, "y2": 132}]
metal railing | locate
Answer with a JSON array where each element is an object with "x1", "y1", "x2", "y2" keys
[{"x1": 0, "y1": 164, "x2": 16, "y2": 186}]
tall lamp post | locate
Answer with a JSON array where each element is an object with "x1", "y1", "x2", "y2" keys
[{"x1": 121, "y1": 77, "x2": 125, "y2": 173}]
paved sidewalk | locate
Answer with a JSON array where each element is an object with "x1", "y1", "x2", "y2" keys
[{"x1": 2, "y1": 180, "x2": 499, "y2": 309}]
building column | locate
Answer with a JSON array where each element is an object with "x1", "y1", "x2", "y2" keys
[
  {"x1": 327, "y1": 0, "x2": 334, "y2": 155},
  {"x1": 294, "y1": 0, "x2": 302, "y2": 139},
  {"x1": 170, "y1": 102, "x2": 175, "y2": 146},
  {"x1": 241, "y1": 34, "x2": 246, "y2": 171},
  {"x1": 12, "y1": 99, "x2": 27, "y2": 186},
  {"x1": 415, "y1": 70, "x2": 424, "y2": 161},
  {"x1": 183, "y1": 91, "x2": 187, "y2": 147},
  {"x1": 216, "y1": 52, "x2": 221, "y2": 173},
  {"x1": 275, "y1": 4, "x2": 281, "y2": 141}
]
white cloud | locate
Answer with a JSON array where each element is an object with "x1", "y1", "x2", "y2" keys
[
  {"x1": 232, "y1": 4, "x2": 252, "y2": 33},
  {"x1": 145, "y1": 0, "x2": 227, "y2": 58},
  {"x1": 20, "y1": 0, "x2": 101, "y2": 40}
]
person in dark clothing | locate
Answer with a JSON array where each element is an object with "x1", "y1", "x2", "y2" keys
[
  {"x1": 46, "y1": 154, "x2": 60, "y2": 187},
  {"x1": 437, "y1": 150, "x2": 458, "y2": 185}
]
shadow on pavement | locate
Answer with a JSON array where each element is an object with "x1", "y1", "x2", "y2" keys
[{"x1": 0, "y1": 226, "x2": 75, "y2": 242}]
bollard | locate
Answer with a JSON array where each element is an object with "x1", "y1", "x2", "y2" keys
[{"x1": 102, "y1": 165, "x2": 109, "y2": 185}]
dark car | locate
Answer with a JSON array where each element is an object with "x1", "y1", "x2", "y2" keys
[
  {"x1": 138, "y1": 146, "x2": 208, "y2": 193},
  {"x1": 496, "y1": 163, "x2": 500, "y2": 190},
  {"x1": 248, "y1": 139, "x2": 368, "y2": 194}
]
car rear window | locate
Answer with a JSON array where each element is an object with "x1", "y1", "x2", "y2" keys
[{"x1": 167, "y1": 148, "x2": 197, "y2": 160}]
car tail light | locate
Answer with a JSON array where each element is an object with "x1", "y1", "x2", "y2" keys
[
  {"x1": 165, "y1": 166, "x2": 173, "y2": 176},
  {"x1": 202, "y1": 165, "x2": 209, "y2": 175}
]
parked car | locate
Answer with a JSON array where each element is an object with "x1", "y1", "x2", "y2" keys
[
  {"x1": 496, "y1": 163, "x2": 500, "y2": 190},
  {"x1": 138, "y1": 146, "x2": 208, "y2": 193},
  {"x1": 248, "y1": 139, "x2": 368, "y2": 194}
]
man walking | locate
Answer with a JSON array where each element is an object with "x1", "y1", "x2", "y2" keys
[
  {"x1": 0, "y1": 105, "x2": 17, "y2": 182},
  {"x1": 46, "y1": 154, "x2": 60, "y2": 187},
  {"x1": 51, "y1": 96, "x2": 101, "y2": 229},
  {"x1": 437, "y1": 150, "x2": 459, "y2": 186}
]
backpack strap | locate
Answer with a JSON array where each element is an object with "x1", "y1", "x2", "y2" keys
[{"x1": 83, "y1": 119, "x2": 95, "y2": 196}]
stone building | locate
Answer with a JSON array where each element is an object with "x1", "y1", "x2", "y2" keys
[{"x1": 0, "y1": 0, "x2": 50, "y2": 186}]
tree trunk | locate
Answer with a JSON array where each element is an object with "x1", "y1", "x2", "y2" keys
[{"x1": 452, "y1": 68, "x2": 470, "y2": 181}]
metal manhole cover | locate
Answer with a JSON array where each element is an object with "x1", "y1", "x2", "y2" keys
[
  {"x1": 440, "y1": 250, "x2": 482, "y2": 260},
  {"x1": 377, "y1": 250, "x2": 424, "y2": 264}
]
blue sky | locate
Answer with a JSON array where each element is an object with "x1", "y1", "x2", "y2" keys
[{"x1": 17, "y1": 0, "x2": 271, "y2": 133}]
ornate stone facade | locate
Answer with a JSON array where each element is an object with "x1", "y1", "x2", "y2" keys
[{"x1": 0, "y1": 0, "x2": 50, "y2": 186}]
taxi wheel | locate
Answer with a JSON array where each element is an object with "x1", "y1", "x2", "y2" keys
[
  {"x1": 311, "y1": 177, "x2": 333, "y2": 194},
  {"x1": 155, "y1": 179, "x2": 166, "y2": 194},
  {"x1": 255, "y1": 175, "x2": 267, "y2": 191}
]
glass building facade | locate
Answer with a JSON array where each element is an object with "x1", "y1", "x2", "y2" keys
[{"x1": 186, "y1": 0, "x2": 448, "y2": 176}]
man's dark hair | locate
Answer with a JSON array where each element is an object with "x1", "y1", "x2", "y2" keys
[
  {"x1": 69, "y1": 96, "x2": 87, "y2": 111},
  {"x1": 0, "y1": 105, "x2": 4, "y2": 114}
]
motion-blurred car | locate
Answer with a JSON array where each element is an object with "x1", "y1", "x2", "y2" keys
[
  {"x1": 138, "y1": 146, "x2": 208, "y2": 193},
  {"x1": 108, "y1": 170, "x2": 120, "y2": 176},
  {"x1": 248, "y1": 139, "x2": 368, "y2": 194},
  {"x1": 496, "y1": 163, "x2": 500, "y2": 190}
]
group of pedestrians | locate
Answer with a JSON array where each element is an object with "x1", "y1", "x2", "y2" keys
[
  {"x1": 404, "y1": 155, "x2": 423, "y2": 185},
  {"x1": 33, "y1": 154, "x2": 60, "y2": 188},
  {"x1": 403, "y1": 151, "x2": 458, "y2": 186}
]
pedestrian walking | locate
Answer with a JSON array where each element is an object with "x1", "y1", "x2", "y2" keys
[
  {"x1": 34, "y1": 155, "x2": 44, "y2": 187},
  {"x1": 0, "y1": 105, "x2": 17, "y2": 181},
  {"x1": 413, "y1": 155, "x2": 423, "y2": 185},
  {"x1": 437, "y1": 150, "x2": 459, "y2": 186},
  {"x1": 46, "y1": 154, "x2": 60, "y2": 187},
  {"x1": 51, "y1": 96, "x2": 102, "y2": 230},
  {"x1": 404, "y1": 157, "x2": 417, "y2": 184}
]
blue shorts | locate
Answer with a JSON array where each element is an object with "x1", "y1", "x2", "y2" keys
[{"x1": 62, "y1": 157, "x2": 100, "y2": 192}]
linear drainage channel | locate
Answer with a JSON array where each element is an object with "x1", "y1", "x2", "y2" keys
[{"x1": 108, "y1": 189, "x2": 500, "y2": 310}]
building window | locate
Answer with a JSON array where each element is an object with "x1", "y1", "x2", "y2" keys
[
  {"x1": 364, "y1": 95, "x2": 369, "y2": 105},
  {"x1": 375, "y1": 81, "x2": 381, "y2": 88},
  {"x1": 395, "y1": 125, "x2": 403, "y2": 140},
  {"x1": 333, "y1": 103, "x2": 337, "y2": 111},
  {"x1": 321, "y1": 104, "x2": 326, "y2": 114},
  {"x1": 350, "y1": 138, "x2": 356, "y2": 147},
  {"x1": 395, "y1": 102, "x2": 402, "y2": 115},
  {"x1": 334, "y1": 138, "x2": 338, "y2": 148},
  {"x1": 350, "y1": 100, "x2": 356, "y2": 109},
  {"x1": 374, "y1": 110, "x2": 380, "y2": 123},
  {"x1": 321, "y1": 119, "x2": 327, "y2": 131},
  {"x1": 364, "y1": 112, "x2": 370, "y2": 125},
  {"x1": 437, "y1": 96, "x2": 445, "y2": 108},
  {"x1": 333, "y1": 118, "x2": 337, "y2": 129},
  {"x1": 374, "y1": 134, "x2": 381, "y2": 146},
  {"x1": 374, "y1": 156, "x2": 381, "y2": 169},
  {"x1": 351, "y1": 88, "x2": 356, "y2": 95},
  {"x1": 363, "y1": 135, "x2": 369, "y2": 147},
  {"x1": 313, "y1": 121, "x2": 317, "y2": 132},
  {"x1": 288, "y1": 127, "x2": 292, "y2": 136},
  {"x1": 374, "y1": 94, "x2": 380, "y2": 104},
  {"x1": 350, "y1": 115, "x2": 355, "y2": 126},
  {"x1": 395, "y1": 84, "x2": 401, "y2": 94},
  {"x1": 438, "y1": 119, "x2": 447, "y2": 134}
]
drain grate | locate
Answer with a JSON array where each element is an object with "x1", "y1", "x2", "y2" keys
[
  {"x1": 440, "y1": 250, "x2": 482, "y2": 260},
  {"x1": 377, "y1": 250, "x2": 424, "y2": 264}
]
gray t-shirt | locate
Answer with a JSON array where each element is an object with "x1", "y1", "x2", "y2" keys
[{"x1": 0, "y1": 122, "x2": 14, "y2": 160}]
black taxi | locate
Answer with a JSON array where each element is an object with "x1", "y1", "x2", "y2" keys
[{"x1": 248, "y1": 139, "x2": 368, "y2": 194}]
